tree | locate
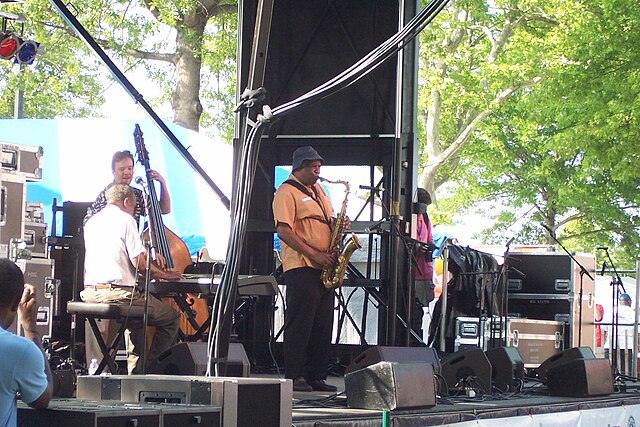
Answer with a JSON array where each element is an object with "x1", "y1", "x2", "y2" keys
[
  {"x1": 0, "y1": 4, "x2": 105, "y2": 118},
  {"x1": 0, "y1": 0, "x2": 238, "y2": 137},
  {"x1": 416, "y1": 0, "x2": 556, "y2": 200},
  {"x1": 425, "y1": 0, "x2": 640, "y2": 267}
]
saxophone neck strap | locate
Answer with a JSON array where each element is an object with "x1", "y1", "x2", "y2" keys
[{"x1": 283, "y1": 179, "x2": 331, "y2": 226}]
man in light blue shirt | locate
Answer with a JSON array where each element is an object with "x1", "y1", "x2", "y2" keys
[{"x1": 0, "y1": 259, "x2": 52, "y2": 426}]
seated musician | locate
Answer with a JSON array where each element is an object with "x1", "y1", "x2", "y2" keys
[
  {"x1": 81, "y1": 184, "x2": 181, "y2": 374},
  {"x1": 85, "y1": 150, "x2": 171, "y2": 225},
  {"x1": 82, "y1": 149, "x2": 172, "y2": 371}
]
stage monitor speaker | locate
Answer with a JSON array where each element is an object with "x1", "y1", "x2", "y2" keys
[
  {"x1": 441, "y1": 347, "x2": 492, "y2": 395},
  {"x1": 345, "y1": 361, "x2": 436, "y2": 411},
  {"x1": 546, "y1": 358, "x2": 613, "y2": 397},
  {"x1": 537, "y1": 346, "x2": 595, "y2": 383},
  {"x1": 485, "y1": 347, "x2": 524, "y2": 393},
  {"x1": 147, "y1": 342, "x2": 250, "y2": 377},
  {"x1": 345, "y1": 346, "x2": 441, "y2": 376}
]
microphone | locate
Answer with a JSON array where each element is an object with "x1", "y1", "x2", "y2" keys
[
  {"x1": 359, "y1": 185, "x2": 382, "y2": 193},
  {"x1": 539, "y1": 222, "x2": 555, "y2": 236},
  {"x1": 364, "y1": 218, "x2": 387, "y2": 233},
  {"x1": 595, "y1": 245, "x2": 608, "y2": 250},
  {"x1": 505, "y1": 236, "x2": 515, "y2": 247},
  {"x1": 135, "y1": 176, "x2": 147, "y2": 187},
  {"x1": 600, "y1": 261, "x2": 607, "y2": 276}
]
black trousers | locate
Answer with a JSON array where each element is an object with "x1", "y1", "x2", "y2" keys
[{"x1": 283, "y1": 267, "x2": 334, "y2": 380}]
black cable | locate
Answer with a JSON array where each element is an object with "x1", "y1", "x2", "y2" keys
[{"x1": 272, "y1": 0, "x2": 450, "y2": 118}]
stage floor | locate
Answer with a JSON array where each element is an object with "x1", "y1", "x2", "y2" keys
[
  {"x1": 18, "y1": 374, "x2": 640, "y2": 427},
  {"x1": 290, "y1": 375, "x2": 640, "y2": 426}
]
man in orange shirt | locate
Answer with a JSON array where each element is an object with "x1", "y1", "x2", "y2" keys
[{"x1": 273, "y1": 146, "x2": 338, "y2": 392}]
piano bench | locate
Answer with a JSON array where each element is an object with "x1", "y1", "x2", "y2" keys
[{"x1": 67, "y1": 301, "x2": 149, "y2": 375}]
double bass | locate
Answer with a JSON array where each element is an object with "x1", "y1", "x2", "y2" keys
[{"x1": 133, "y1": 125, "x2": 208, "y2": 338}]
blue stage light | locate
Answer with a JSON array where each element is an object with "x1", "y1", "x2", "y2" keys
[{"x1": 16, "y1": 39, "x2": 38, "y2": 64}]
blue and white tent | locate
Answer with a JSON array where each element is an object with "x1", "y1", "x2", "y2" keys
[{"x1": 0, "y1": 118, "x2": 233, "y2": 259}]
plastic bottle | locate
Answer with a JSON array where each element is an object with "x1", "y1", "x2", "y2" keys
[{"x1": 88, "y1": 358, "x2": 99, "y2": 375}]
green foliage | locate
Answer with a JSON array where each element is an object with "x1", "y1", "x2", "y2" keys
[
  {"x1": 200, "y1": 12, "x2": 238, "y2": 142},
  {"x1": 0, "y1": 1, "x2": 106, "y2": 118},
  {"x1": 0, "y1": 0, "x2": 238, "y2": 136},
  {"x1": 423, "y1": 0, "x2": 640, "y2": 268}
]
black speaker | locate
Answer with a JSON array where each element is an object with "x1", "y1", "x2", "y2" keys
[
  {"x1": 51, "y1": 369, "x2": 75, "y2": 398},
  {"x1": 345, "y1": 361, "x2": 436, "y2": 410},
  {"x1": 441, "y1": 348, "x2": 492, "y2": 395},
  {"x1": 345, "y1": 346, "x2": 441, "y2": 375},
  {"x1": 546, "y1": 358, "x2": 613, "y2": 397},
  {"x1": 537, "y1": 346, "x2": 595, "y2": 383},
  {"x1": 485, "y1": 347, "x2": 524, "y2": 393},
  {"x1": 147, "y1": 342, "x2": 250, "y2": 377}
]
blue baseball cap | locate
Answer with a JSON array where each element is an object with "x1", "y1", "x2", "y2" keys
[{"x1": 619, "y1": 293, "x2": 631, "y2": 302}]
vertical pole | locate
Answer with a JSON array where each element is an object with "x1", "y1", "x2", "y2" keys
[
  {"x1": 14, "y1": 64, "x2": 24, "y2": 119},
  {"x1": 633, "y1": 260, "x2": 640, "y2": 378},
  {"x1": 387, "y1": 0, "x2": 419, "y2": 346},
  {"x1": 439, "y1": 246, "x2": 449, "y2": 351}
]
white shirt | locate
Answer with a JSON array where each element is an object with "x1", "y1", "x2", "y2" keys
[
  {"x1": 602, "y1": 303, "x2": 637, "y2": 350},
  {"x1": 83, "y1": 204, "x2": 144, "y2": 287}
]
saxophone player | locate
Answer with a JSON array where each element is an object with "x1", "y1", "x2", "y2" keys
[{"x1": 273, "y1": 145, "x2": 348, "y2": 392}]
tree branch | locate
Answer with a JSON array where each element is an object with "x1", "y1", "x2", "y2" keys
[
  {"x1": 437, "y1": 77, "x2": 542, "y2": 164},
  {"x1": 556, "y1": 211, "x2": 588, "y2": 228},
  {"x1": 122, "y1": 46, "x2": 176, "y2": 63},
  {"x1": 41, "y1": 22, "x2": 176, "y2": 64}
]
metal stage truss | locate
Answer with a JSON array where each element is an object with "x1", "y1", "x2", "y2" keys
[{"x1": 236, "y1": 0, "x2": 424, "y2": 349}]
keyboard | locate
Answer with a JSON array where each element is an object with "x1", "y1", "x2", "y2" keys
[{"x1": 149, "y1": 275, "x2": 278, "y2": 297}]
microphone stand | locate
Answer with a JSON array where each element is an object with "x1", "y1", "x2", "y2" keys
[
  {"x1": 541, "y1": 226, "x2": 593, "y2": 347},
  {"x1": 495, "y1": 238, "x2": 514, "y2": 347},
  {"x1": 402, "y1": 234, "x2": 436, "y2": 346},
  {"x1": 138, "y1": 178, "x2": 157, "y2": 375},
  {"x1": 600, "y1": 247, "x2": 626, "y2": 378},
  {"x1": 140, "y1": 240, "x2": 152, "y2": 375}
]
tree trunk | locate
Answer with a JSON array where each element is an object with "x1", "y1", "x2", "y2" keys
[{"x1": 172, "y1": 26, "x2": 205, "y2": 131}]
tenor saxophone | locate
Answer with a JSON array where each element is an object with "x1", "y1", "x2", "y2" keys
[{"x1": 319, "y1": 177, "x2": 362, "y2": 289}]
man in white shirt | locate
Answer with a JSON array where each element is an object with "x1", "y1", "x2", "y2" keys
[
  {"x1": 602, "y1": 293, "x2": 637, "y2": 376},
  {"x1": 82, "y1": 184, "x2": 181, "y2": 374},
  {"x1": 0, "y1": 259, "x2": 53, "y2": 425}
]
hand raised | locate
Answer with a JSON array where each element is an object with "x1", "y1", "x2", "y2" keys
[
  {"x1": 17, "y1": 284, "x2": 38, "y2": 332},
  {"x1": 146, "y1": 169, "x2": 166, "y2": 185}
]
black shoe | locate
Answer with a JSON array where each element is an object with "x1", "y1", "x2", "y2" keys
[
  {"x1": 307, "y1": 379, "x2": 338, "y2": 392},
  {"x1": 292, "y1": 376, "x2": 313, "y2": 392}
]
